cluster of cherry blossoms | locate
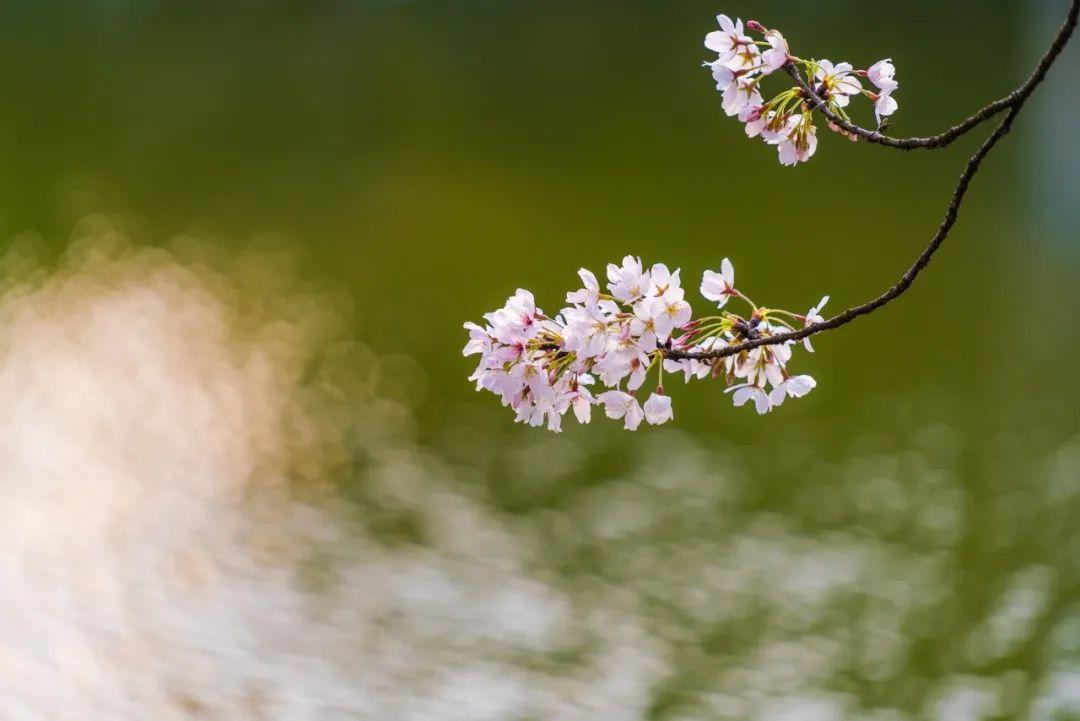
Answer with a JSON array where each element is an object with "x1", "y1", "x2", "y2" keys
[
  {"x1": 464, "y1": 257, "x2": 825, "y2": 432},
  {"x1": 705, "y1": 14, "x2": 900, "y2": 165}
]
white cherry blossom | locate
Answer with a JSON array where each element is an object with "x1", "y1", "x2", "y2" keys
[
  {"x1": 874, "y1": 90, "x2": 899, "y2": 125},
  {"x1": 726, "y1": 383, "x2": 772, "y2": 414},
  {"x1": 722, "y1": 76, "x2": 763, "y2": 117},
  {"x1": 566, "y1": 375, "x2": 597, "y2": 424},
  {"x1": 565, "y1": 268, "x2": 600, "y2": 306},
  {"x1": 597, "y1": 390, "x2": 645, "y2": 431},
  {"x1": 769, "y1": 114, "x2": 818, "y2": 166},
  {"x1": 643, "y1": 392, "x2": 674, "y2": 425},
  {"x1": 563, "y1": 303, "x2": 614, "y2": 359},
  {"x1": 704, "y1": 14, "x2": 751, "y2": 64},
  {"x1": 607, "y1": 255, "x2": 650, "y2": 303},
  {"x1": 867, "y1": 58, "x2": 898, "y2": 92},
  {"x1": 700, "y1": 258, "x2": 736, "y2": 308},
  {"x1": 594, "y1": 345, "x2": 650, "y2": 391},
  {"x1": 761, "y1": 30, "x2": 790, "y2": 74},
  {"x1": 727, "y1": 42, "x2": 762, "y2": 73},
  {"x1": 739, "y1": 104, "x2": 770, "y2": 138},
  {"x1": 462, "y1": 321, "x2": 493, "y2": 357},
  {"x1": 814, "y1": 60, "x2": 863, "y2": 107},
  {"x1": 769, "y1": 374, "x2": 817, "y2": 407}
]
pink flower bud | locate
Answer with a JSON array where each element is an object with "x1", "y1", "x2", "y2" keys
[{"x1": 746, "y1": 19, "x2": 767, "y2": 33}]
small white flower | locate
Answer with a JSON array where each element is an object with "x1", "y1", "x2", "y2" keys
[
  {"x1": 867, "y1": 58, "x2": 898, "y2": 92},
  {"x1": 462, "y1": 321, "x2": 493, "y2": 357},
  {"x1": 641, "y1": 267, "x2": 693, "y2": 341},
  {"x1": 486, "y1": 288, "x2": 541, "y2": 345},
  {"x1": 594, "y1": 345, "x2": 651, "y2": 390},
  {"x1": 722, "y1": 75, "x2": 762, "y2": 117},
  {"x1": 643, "y1": 392, "x2": 674, "y2": 425},
  {"x1": 597, "y1": 390, "x2": 645, "y2": 431},
  {"x1": 565, "y1": 268, "x2": 600, "y2": 306},
  {"x1": 646, "y1": 263, "x2": 680, "y2": 296},
  {"x1": 802, "y1": 295, "x2": 828, "y2": 352},
  {"x1": 768, "y1": 374, "x2": 817, "y2": 407},
  {"x1": 760, "y1": 30, "x2": 789, "y2": 74},
  {"x1": 874, "y1": 89, "x2": 899, "y2": 125},
  {"x1": 704, "y1": 14, "x2": 751, "y2": 64},
  {"x1": 700, "y1": 258, "x2": 736, "y2": 308},
  {"x1": 726, "y1": 42, "x2": 761, "y2": 73},
  {"x1": 711, "y1": 60, "x2": 736, "y2": 92},
  {"x1": 726, "y1": 383, "x2": 772, "y2": 414},
  {"x1": 739, "y1": 104, "x2": 770, "y2": 138},
  {"x1": 814, "y1": 59, "x2": 862, "y2": 107},
  {"x1": 567, "y1": 375, "x2": 596, "y2": 424},
  {"x1": 769, "y1": 114, "x2": 817, "y2": 166},
  {"x1": 738, "y1": 345, "x2": 786, "y2": 389},
  {"x1": 510, "y1": 357, "x2": 551, "y2": 398},
  {"x1": 607, "y1": 255, "x2": 650, "y2": 303},
  {"x1": 630, "y1": 299, "x2": 661, "y2": 350},
  {"x1": 563, "y1": 303, "x2": 614, "y2": 358}
]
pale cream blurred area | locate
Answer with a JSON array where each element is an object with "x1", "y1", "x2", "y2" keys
[{"x1": 0, "y1": 221, "x2": 1076, "y2": 720}]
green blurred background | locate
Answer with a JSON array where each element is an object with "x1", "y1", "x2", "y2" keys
[{"x1": 0, "y1": 0, "x2": 1077, "y2": 717}]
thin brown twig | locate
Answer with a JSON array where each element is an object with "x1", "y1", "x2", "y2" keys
[
  {"x1": 784, "y1": 68, "x2": 1002, "y2": 151},
  {"x1": 668, "y1": 0, "x2": 1079, "y2": 363}
]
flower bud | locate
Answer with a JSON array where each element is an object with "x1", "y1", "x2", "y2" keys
[{"x1": 746, "y1": 19, "x2": 767, "y2": 33}]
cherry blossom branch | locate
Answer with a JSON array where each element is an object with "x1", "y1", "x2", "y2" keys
[
  {"x1": 669, "y1": 0, "x2": 1078, "y2": 363},
  {"x1": 784, "y1": 64, "x2": 1004, "y2": 149},
  {"x1": 783, "y1": 0, "x2": 1079, "y2": 150},
  {"x1": 464, "y1": 5, "x2": 1079, "y2": 430}
]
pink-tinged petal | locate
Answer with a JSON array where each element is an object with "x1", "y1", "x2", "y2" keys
[
  {"x1": 875, "y1": 93, "x2": 898, "y2": 123},
  {"x1": 721, "y1": 257, "x2": 735, "y2": 286},
  {"x1": 700, "y1": 270, "x2": 726, "y2": 302},
  {"x1": 731, "y1": 386, "x2": 752, "y2": 407},
  {"x1": 752, "y1": 389, "x2": 772, "y2": 414},
  {"x1": 644, "y1": 393, "x2": 674, "y2": 425},
  {"x1": 712, "y1": 62, "x2": 735, "y2": 88},
  {"x1": 778, "y1": 141, "x2": 798, "y2": 166},
  {"x1": 572, "y1": 396, "x2": 592, "y2": 424},
  {"x1": 547, "y1": 412, "x2": 563, "y2": 433},
  {"x1": 837, "y1": 75, "x2": 862, "y2": 95},
  {"x1": 704, "y1": 30, "x2": 727, "y2": 52},
  {"x1": 788, "y1": 375, "x2": 817, "y2": 397},
  {"x1": 671, "y1": 303, "x2": 693, "y2": 327}
]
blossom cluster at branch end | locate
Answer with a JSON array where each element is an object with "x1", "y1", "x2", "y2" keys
[
  {"x1": 706, "y1": 14, "x2": 900, "y2": 165},
  {"x1": 464, "y1": 258, "x2": 825, "y2": 432}
]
